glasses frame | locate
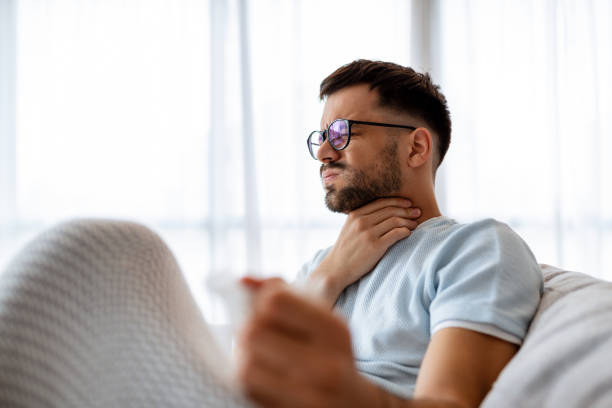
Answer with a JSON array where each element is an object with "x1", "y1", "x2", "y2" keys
[{"x1": 307, "y1": 118, "x2": 416, "y2": 160}]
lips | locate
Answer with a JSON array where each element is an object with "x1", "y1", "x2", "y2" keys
[{"x1": 321, "y1": 171, "x2": 339, "y2": 185}]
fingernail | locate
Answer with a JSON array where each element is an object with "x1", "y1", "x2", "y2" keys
[{"x1": 411, "y1": 209, "x2": 421, "y2": 216}]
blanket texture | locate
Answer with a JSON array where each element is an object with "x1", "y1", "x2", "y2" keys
[{"x1": 0, "y1": 220, "x2": 250, "y2": 407}]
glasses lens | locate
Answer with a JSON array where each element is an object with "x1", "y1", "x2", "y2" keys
[
  {"x1": 308, "y1": 131, "x2": 324, "y2": 159},
  {"x1": 328, "y1": 120, "x2": 349, "y2": 149}
]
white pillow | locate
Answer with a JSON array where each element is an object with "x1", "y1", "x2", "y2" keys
[{"x1": 482, "y1": 265, "x2": 612, "y2": 408}]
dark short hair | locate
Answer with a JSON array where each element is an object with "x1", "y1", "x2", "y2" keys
[{"x1": 319, "y1": 59, "x2": 451, "y2": 168}]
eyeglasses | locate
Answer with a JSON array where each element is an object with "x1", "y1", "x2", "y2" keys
[{"x1": 307, "y1": 118, "x2": 416, "y2": 160}]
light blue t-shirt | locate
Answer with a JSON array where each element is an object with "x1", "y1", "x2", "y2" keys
[{"x1": 296, "y1": 216, "x2": 543, "y2": 399}]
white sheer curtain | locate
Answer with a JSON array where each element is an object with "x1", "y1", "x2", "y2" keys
[
  {"x1": 0, "y1": 0, "x2": 415, "y2": 320},
  {"x1": 438, "y1": 0, "x2": 612, "y2": 279},
  {"x1": 1, "y1": 0, "x2": 611, "y2": 322}
]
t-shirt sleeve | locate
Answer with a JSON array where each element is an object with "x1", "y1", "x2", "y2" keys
[{"x1": 428, "y1": 219, "x2": 543, "y2": 344}]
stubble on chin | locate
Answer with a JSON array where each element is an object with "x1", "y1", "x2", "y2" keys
[{"x1": 324, "y1": 172, "x2": 380, "y2": 213}]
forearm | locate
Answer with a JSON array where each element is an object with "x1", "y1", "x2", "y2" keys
[{"x1": 366, "y1": 380, "x2": 468, "y2": 408}]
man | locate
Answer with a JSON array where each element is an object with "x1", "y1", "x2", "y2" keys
[{"x1": 236, "y1": 60, "x2": 543, "y2": 407}]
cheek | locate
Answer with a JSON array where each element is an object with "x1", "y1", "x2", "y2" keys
[
  {"x1": 342, "y1": 149, "x2": 374, "y2": 171},
  {"x1": 342, "y1": 145, "x2": 387, "y2": 174}
]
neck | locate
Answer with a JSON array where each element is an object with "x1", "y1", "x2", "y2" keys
[{"x1": 405, "y1": 186, "x2": 442, "y2": 226}]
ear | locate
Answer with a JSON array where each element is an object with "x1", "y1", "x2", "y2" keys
[{"x1": 406, "y1": 128, "x2": 434, "y2": 168}]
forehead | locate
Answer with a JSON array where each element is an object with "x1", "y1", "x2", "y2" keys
[{"x1": 320, "y1": 84, "x2": 382, "y2": 128}]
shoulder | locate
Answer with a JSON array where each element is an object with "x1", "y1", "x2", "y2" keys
[
  {"x1": 433, "y1": 218, "x2": 534, "y2": 262},
  {"x1": 428, "y1": 217, "x2": 543, "y2": 312},
  {"x1": 409, "y1": 217, "x2": 516, "y2": 250},
  {"x1": 446, "y1": 217, "x2": 520, "y2": 241}
]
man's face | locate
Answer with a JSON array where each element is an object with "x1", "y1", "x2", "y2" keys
[{"x1": 317, "y1": 84, "x2": 403, "y2": 213}]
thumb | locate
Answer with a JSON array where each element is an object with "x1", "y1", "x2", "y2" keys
[{"x1": 240, "y1": 276, "x2": 286, "y2": 292}]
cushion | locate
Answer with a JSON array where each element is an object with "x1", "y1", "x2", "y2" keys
[{"x1": 482, "y1": 265, "x2": 612, "y2": 407}]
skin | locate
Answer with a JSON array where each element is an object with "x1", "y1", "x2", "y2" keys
[{"x1": 236, "y1": 84, "x2": 518, "y2": 408}]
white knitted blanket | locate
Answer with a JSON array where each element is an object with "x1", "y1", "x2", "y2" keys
[{"x1": 0, "y1": 220, "x2": 253, "y2": 407}]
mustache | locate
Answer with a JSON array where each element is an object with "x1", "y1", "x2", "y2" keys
[{"x1": 320, "y1": 162, "x2": 347, "y2": 177}]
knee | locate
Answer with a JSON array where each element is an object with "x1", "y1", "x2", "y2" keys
[{"x1": 2, "y1": 219, "x2": 178, "y2": 289}]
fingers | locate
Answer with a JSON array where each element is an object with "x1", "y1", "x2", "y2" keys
[
  {"x1": 237, "y1": 357, "x2": 289, "y2": 407},
  {"x1": 239, "y1": 320, "x2": 308, "y2": 374},
  {"x1": 379, "y1": 226, "x2": 413, "y2": 249},
  {"x1": 351, "y1": 197, "x2": 414, "y2": 216},
  {"x1": 237, "y1": 282, "x2": 356, "y2": 407},
  {"x1": 372, "y1": 213, "x2": 417, "y2": 238},
  {"x1": 350, "y1": 198, "x2": 421, "y2": 233},
  {"x1": 245, "y1": 283, "x2": 350, "y2": 349},
  {"x1": 241, "y1": 276, "x2": 286, "y2": 291},
  {"x1": 364, "y1": 206, "x2": 421, "y2": 229},
  {"x1": 238, "y1": 357, "x2": 318, "y2": 408}
]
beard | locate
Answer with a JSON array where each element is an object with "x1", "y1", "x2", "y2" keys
[{"x1": 322, "y1": 140, "x2": 402, "y2": 213}]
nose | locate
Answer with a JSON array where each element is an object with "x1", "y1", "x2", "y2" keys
[{"x1": 316, "y1": 137, "x2": 341, "y2": 163}]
